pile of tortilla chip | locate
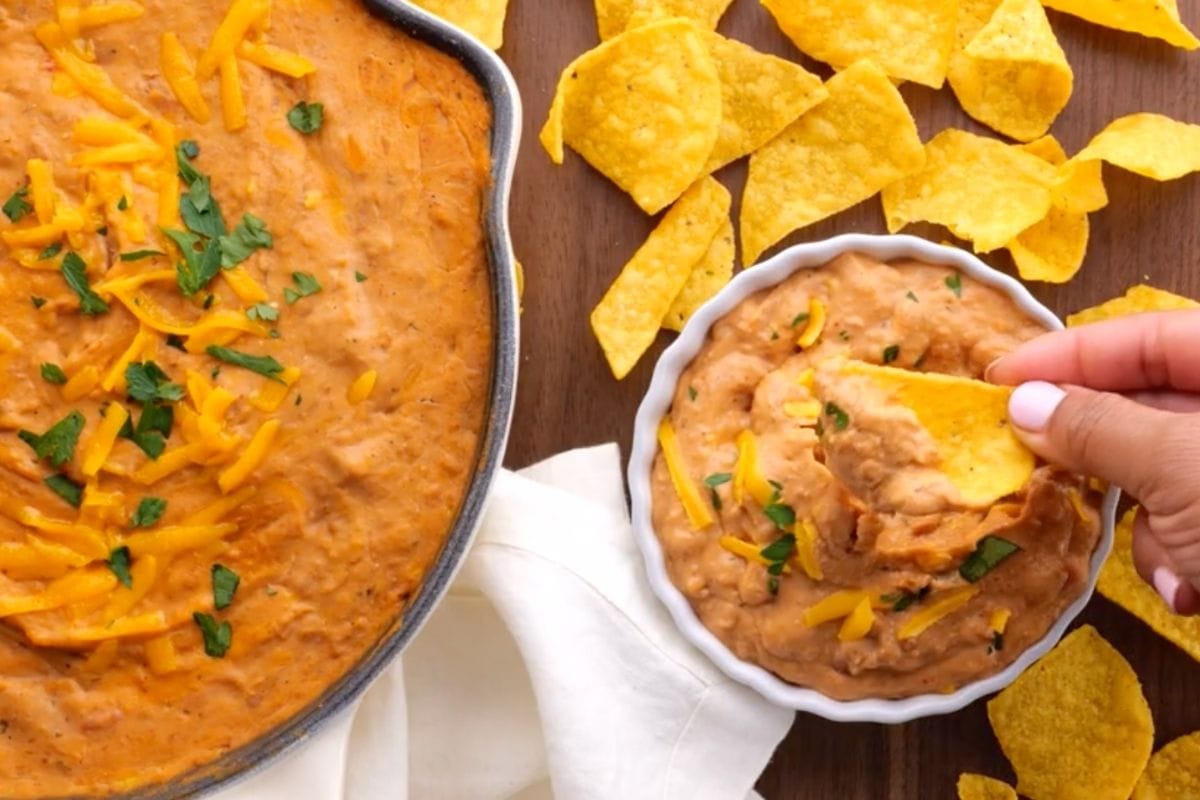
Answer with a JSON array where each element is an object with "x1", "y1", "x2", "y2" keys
[{"x1": 411, "y1": 0, "x2": 510, "y2": 49}]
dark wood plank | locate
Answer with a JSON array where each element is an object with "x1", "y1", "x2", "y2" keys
[{"x1": 499, "y1": 2, "x2": 1200, "y2": 796}]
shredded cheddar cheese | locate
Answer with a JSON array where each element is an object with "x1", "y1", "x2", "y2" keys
[
  {"x1": 796, "y1": 367, "x2": 815, "y2": 391},
  {"x1": 347, "y1": 370, "x2": 377, "y2": 405},
  {"x1": 803, "y1": 590, "x2": 869, "y2": 627},
  {"x1": 897, "y1": 586, "x2": 980, "y2": 640},
  {"x1": 182, "y1": 486, "x2": 255, "y2": 526},
  {"x1": 72, "y1": 116, "x2": 153, "y2": 147},
  {"x1": 196, "y1": 0, "x2": 271, "y2": 80},
  {"x1": 236, "y1": 40, "x2": 316, "y2": 77},
  {"x1": 132, "y1": 443, "x2": 205, "y2": 486},
  {"x1": 249, "y1": 366, "x2": 300, "y2": 413},
  {"x1": 837, "y1": 597, "x2": 875, "y2": 642},
  {"x1": 218, "y1": 54, "x2": 247, "y2": 132},
  {"x1": 124, "y1": 523, "x2": 238, "y2": 557},
  {"x1": 989, "y1": 607, "x2": 1011, "y2": 635},
  {"x1": 0, "y1": 540, "x2": 89, "y2": 580},
  {"x1": 796, "y1": 298, "x2": 827, "y2": 349},
  {"x1": 102, "y1": 555, "x2": 158, "y2": 622},
  {"x1": 732, "y1": 430, "x2": 775, "y2": 508},
  {"x1": 160, "y1": 32, "x2": 212, "y2": 123},
  {"x1": 783, "y1": 399, "x2": 822, "y2": 421},
  {"x1": 26, "y1": 159, "x2": 57, "y2": 223},
  {"x1": 0, "y1": 567, "x2": 117, "y2": 618},
  {"x1": 145, "y1": 634, "x2": 180, "y2": 674},
  {"x1": 657, "y1": 419, "x2": 713, "y2": 530},
  {"x1": 26, "y1": 611, "x2": 169, "y2": 647},
  {"x1": 35, "y1": 22, "x2": 148, "y2": 118},
  {"x1": 221, "y1": 265, "x2": 269, "y2": 303},
  {"x1": 793, "y1": 519, "x2": 824, "y2": 580},
  {"x1": 76, "y1": 2, "x2": 145, "y2": 30},
  {"x1": 72, "y1": 141, "x2": 164, "y2": 167},
  {"x1": 62, "y1": 365, "x2": 100, "y2": 401},
  {"x1": 82, "y1": 401, "x2": 129, "y2": 477},
  {"x1": 101, "y1": 326, "x2": 155, "y2": 392},
  {"x1": 719, "y1": 535, "x2": 790, "y2": 572},
  {"x1": 81, "y1": 640, "x2": 121, "y2": 673},
  {"x1": 218, "y1": 419, "x2": 280, "y2": 493},
  {"x1": 15, "y1": 508, "x2": 108, "y2": 559}
]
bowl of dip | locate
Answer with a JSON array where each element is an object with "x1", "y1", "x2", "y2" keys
[{"x1": 628, "y1": 234, "x2": 1117, "y2": 723}]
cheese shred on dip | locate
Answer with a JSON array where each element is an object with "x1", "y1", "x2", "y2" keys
[
  {"x1": 0, "y1": 0, "x2": 493, "y2": 794},
  {"x1": 651, "y1": 253, "x2": 1102, "y2": 701}
]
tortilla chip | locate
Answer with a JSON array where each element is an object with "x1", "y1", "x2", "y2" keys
[
  {"x1": 957, "y1": 773, "x2": 1018, "y2": 800},
  {"x1": 1074, "y1": 113, "x2": 1200, "y2": 182},
  {"x1": 882, "y1": 129, "x2": 1056, "y2": 253},
  {"x1": 1067, "y1": 285, "x2": 1200, "y2": 327},
  {"x1": 838, "y1": 361, "x2": 1035, "y2": 507},
  {"x1": 410, "y1": 0, "x2": 508, "y2": 49},
  {"x1": 761, "y1": 0, "x2": 959, "y2": 89},
  {"x1": 987, "y1": 625, "x2": 1154, "y2": 800},
  {"x1": 1097, "y1": 507, "x2": 1200, "y2": 663},
  {"x1": 591, "y1": 178, "x2": 730, "y2": 379},
  {"x1": 1008, "y1": 205, "x2": 1089, "y2": 284},
  {"x1": 947, "y1": 0, "x2": 1073, "y2": 142},
  {"x1": 539, "y1": 19, "x2": 722, "y2": 215},
  {"x1": 741, "y1": 60, "x2": 924, "y2": 265},
  {"x1": 1041, "y1": 0, "x2": 1198, "y2": 50},
  {"x1": 1133, "y1": 731, "x2": 1200, "y2": 800},
  {"x1": 594, "y1": 0, "x2": 733, "y2": 40},
  {"x1": 701, "y1": 31, "x2": 829, "y2": 174},
  {"x1": 662, "y1": 218, "x2": 734, "y2": 332},
  {"x1": 1019, "y1": 135, "x2": 1109, "y2": 215}
]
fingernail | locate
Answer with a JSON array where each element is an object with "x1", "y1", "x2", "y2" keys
[
  {"x1": 984, "y1": 357, "x2": 1003, "y2": 382},
  {"x1": 1009, "y1": 382, "x2": 1067, "y2": 432},
  {"x1": 1153, "y1": 567, "x2": 1182, "y2": 613}
]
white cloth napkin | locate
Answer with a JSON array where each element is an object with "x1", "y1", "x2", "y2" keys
[{"x1": 211, "y1": 444, "x2": 794, "y2": 800}]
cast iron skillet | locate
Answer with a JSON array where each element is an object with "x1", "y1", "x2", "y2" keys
[{"x1": 57, "y1": 2, "x2": 522, "y2": 797}]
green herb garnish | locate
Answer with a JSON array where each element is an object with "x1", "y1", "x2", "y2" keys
[
  {"x1": 704, "y1": 473, "x2": 732, "y2": 487},
  {"x1": 219, "y1": 213, "x2": 272, "y2": 267},
  {"x1": 959, "y1": 536, "x2": 1021, "y2": 583},
  {"x1": 760, "y1": 533, "x2": 797, "y2": 595},
  {"x1": 117, "y1": 195, "x2": 128, "y2": 211},
  {"x1": 945, "y1": 273, "x2": 962, "y2": 298},
  {"x1": 119, "y1": 249, "x2": 166, "y2": 262},
  {"x1": 131, "y1": 497, "x2": 167, "y2": 528},
  {"x1": 687, "y1": 386, "x2": 698, "y2": 402},
  {"x1": 211, "y1": 564, "x2": 240, "y2": 610},
  {"x1": 287, "y1": 101, "x2": 325, "y2": 134},
  {"x1": 61, "y1": 252, "x2": 109, "y2": 315},
  {"x1": 39, "y1": 242, "x2": 63, "y2": 260},
  {"x1": 44, "y1": 474, "x2": 83, "y2": 508},
  {"x1": 31, "y1": 297, "x2": 47, "y2": 309},
  {"x1": 107, "y1": 546, "x2": 133, "y2": 588},
  {"x1": 119, "y1": 403, "x2": 173, "y2": 460},
  {"x1": 40, "y1": 363, "x2": 68, "y2": 385},
  {"x1": 206, "y1": 345, "x2": 285, "y2": 381},
  {"x1": 2, "y1": 186, "x2": 32, "y2": 222},
  {"x1": 763, "y1": 502, "x2": 796, "y2": 531},
  {"x1": 176, "y1": 140, "x2": 201, "y2": 184},
  {"x1": 881, "y1": 585, "x2": 931, "y2": 612},
  {"x1": 791, "y1": 312, "x2": 810, "y2": 327},
  {"x1": 179, "y1": 175, "x2": 228, "y2": 239},
  {"x1": 125, "y1": 362, "x2": 184, "y2": 404},
  {"x1": 284, "y1": 271, "x2": 322, "y2": 304},
  {"x1": 164, "y1": 228, "x2": 222, "y2": 297},
  {"x1": 193, "y1": 612, "x2": 232, "y2": 658},
  {"x1": 906, "y1": 290, "x2": 919, "y2": 303},
  {"x1": 19, "y1": 411, "x2": 86, "y2": 468},
  {"x1": 247, "y1": 303, "x2": 279, "y2": 322},
  {"x1": 355, "y1": 271, "x2": 368, "y2": 283},
  {"x1": 882, "y1": 345, "x2": 900, "y2": 364},
  {"x1": 824, "y1": 401, "x2": 850, "y2": 431}
]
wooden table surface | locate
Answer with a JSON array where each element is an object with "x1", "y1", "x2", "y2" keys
[{"x1": 497, "y1": 3, "x2": 1200, "y2": 796}]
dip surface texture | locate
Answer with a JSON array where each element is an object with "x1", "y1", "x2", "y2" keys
[
  {"x1": 0, "y1": 0, "x2": 492, "y2": 794},
  {"x1": 651, "y1": 253, "x2": 1101, "y2": 701}
]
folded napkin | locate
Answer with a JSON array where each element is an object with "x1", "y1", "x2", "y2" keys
[{"x1": 212, "y1": 444, "x2": 794, "y2": 800}]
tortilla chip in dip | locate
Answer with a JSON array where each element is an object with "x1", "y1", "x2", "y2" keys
[
  {"x1": 761, "y1": 0, "x2": 959, "y2": 88},
  {"x1": 410, "y1": 0, "x2": 509, "y2": 48},
  {"x1": 881, "y1": 129, "x2": 1056, "y2": 253},
  {"x1": 540, "y1": 19, "x2": 722, "y2": 214},
  {"x1": 1041, "y1": 0, "x2": 1199, "y2": 49},
  {"x1": 1133, "y1": 730, "x2": 1200, "y2": 800},
  {"x1": 987, "y1": 625, "x2": 1154, "y2": 800},
  {"x1": 591, "y1": 177, "x2": 730, "y2": 378},
  {"x1": 593, "y1": 0, "x2": 734, "y2": 40},
  {"x1": 957, "y1": 774, "x2": 1018, "y2": 800},
  {"x1": 741, "y1": 60, "x2": 924, "y2": 265},
  {"x1": 947, "y1": 0, "x2": 1073, "y2": 142},
  {"x1": 1074, "y1": 113, "x2": 1200, "y2": 182},
  {"x1": 649, "y1": 252, "x2": 1102, "y2": 700}
]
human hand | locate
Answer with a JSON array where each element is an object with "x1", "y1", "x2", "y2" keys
[{"x1": 988, "y1": 310, "x2": 1200, "y2": 616}]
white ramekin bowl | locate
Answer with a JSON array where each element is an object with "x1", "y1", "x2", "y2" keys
[{"x1": 627, "y1": 234, "x2": 1119, "y2": 724}]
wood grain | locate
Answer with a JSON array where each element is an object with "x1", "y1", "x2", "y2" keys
[{"x1": 498, "y1": 3, "x2": 1200, "y2": 796}]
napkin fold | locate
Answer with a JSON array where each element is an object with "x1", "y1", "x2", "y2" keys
[{"x1": 213, "y1": 445, "x2": 793, "y2": 800}]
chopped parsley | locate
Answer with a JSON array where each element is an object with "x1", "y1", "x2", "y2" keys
[
  {"x1": 763, "y1": 501, "x2": 796, "y2": 531},
  {"x1": 906, "y1": 290, "x2": 919, "y2": 303},
  {"x1": 119, "y1": 249, "x2": 166, "y2": 262},
  {"x1": 211, "y1": 564, "x2": 240, "y2": 610},
  {"x1": 287, "y1": 101, "x2": 325, "y2": 134},
  {"x1": 881, "y1": 585, "x2": 931, "y2": 612},
  {"x1": 247, "y1": 303, "x2": 279, "y2": 322},
  {"x1": 945, "y1": 273, "x2": 963, "y2": 298},
  {"x1": 882, "y1": 345, "x2": 900, "y2": 364},
  {"x1": 769, "y1": 330, "x2": 780, "y2": 341},
  {"x1": 179, "y1": 174, "x2": 228, "y2": 239},
  {"x1": 193, "y1": 612, "x2": 232, "y2": 658},
  {"x1": 107, "y1": 546, "x2": 133, "y2": 588},
  {"x1": 206, "y1": 345, "x2": 285, "y2": 381},
  {"x1": 119, "y1": 403, "x2": 173, "y2": 460},
  {"x1": 704, "y1": 472, "x2": 731, "y2": 511},
  {"x1": 38, "y1": 242, "x2": 63, "y2": 260},
  {"x1": 40, "y1": 363, "x2": 67, "y2": 385},
  {"x1": 760, "y1": 534, "x2": 797, "y2": 595},
  {"x1": 687, "y1": 386, "x2": 698, "y2": 402},
  {"x1": 2, "y1": 186, "x2": 31, "y2": 223},
  {"x1": 164, "y1": 228, "x2": 222, "y2": 297},
  {"x1": 44, "y1": 474, "x2": 83, "y2": 508},
  {"x1": 125, "y1": 362, "x2": 184, "y2": 404},
  {"x1": 117, "y1": 195, "x2": 128, "y2": 211},
  {"x1": 355, "y1": 271, "x2": 368, "y2": 283},
  {"x1": 31, "y1": 297, "x2": 47, "y2": 309},
  {"x1": 19, "y1": 411, "x2": 86, "y2": 468},
  {"x1": 284, "y1": 271, "x2": 322, "y2": 304},
  {"x1": 219, "y1": 213, "x2": 272, "y2": 267},
  {"x1": 60, "y1": 252, "x2": 109, "y2": 315},
  {"x1": 791, "y1": 312, "x2": 810, "y2": 327},
  {"x1": 176, "y1": 140, "x2": 202, "y2": 184},
  {"x1": 824, "y1": 401, "x2": 850, "y2": 431},
  {"x1": 959, "y1": 536, "x2": 1021, "y2": 583},
  {"x1": 130, "y1": 497, "x2": 167, "y2": 528}
]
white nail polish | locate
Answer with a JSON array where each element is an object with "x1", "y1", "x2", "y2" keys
[
  {"x1": 1008, "y1": 382, "x2": 1067, "y2": 432},
  {"x1": 1153, "y1": 567, "x2": 1182, "y2": 612}
]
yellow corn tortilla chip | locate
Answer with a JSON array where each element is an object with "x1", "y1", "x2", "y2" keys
[
  {"x1": 957, "y1": 773, "x2": 1018, "y2": 800},
  {"x1": 1041, "y1": 0, "x2": 1198, "y2": 49},
  {"x1": 947, "y1": 0, "x2": 1073, "y2": 142},
  {"x1": 838, "y1": 361, "x2": 1035, "y2": 507},
  {"x1": 882, "y1": 129, "x2": 1056, "y2": 253},
  {"x1": 1020, "y1": 135, "x2": 1109, "y2": 215},
  {"x1": 701, "y1": 31, "x2": 829, "y2": 174},
  {"x1": 1067, "y1": 284, "x2": 1199, "y2": 327},
  {"x1": 1008, "y1": 206, "x2": 1089, "y2": 284},
  {"x1": 540, "y1": 19, "x2": 722, "y2": 215},
  {"x1": 594, "y1": 0, "x2": 733, "y2": 40},
  {"x1": 591, "y1": 178, "x2": 731, "y2": 379},
  {"x1": 1097, "y1": 507, "x2": 1200, "y2": 663},
  {"x1": 410, "y1": 0, "x2": 508, "y2": 49},
  {"x1": 741, "y1": 60, "x2": 924, "y2": 265},
  {"x1": 761, "y1": 0, "x2": 958, "y2": 89},
  {"x1": 1074, "y1": 113, "x2": 1200, "y2": 182},
  {"x1": 987, "y1": 625, "x2": 1154, "y2": 800},
  {"x1": 1133, "y1": 731, "x2": 1200, "y2": 800},
  {"x1": 662, "y1": 217, "x2": 734, "y2": 332}
]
